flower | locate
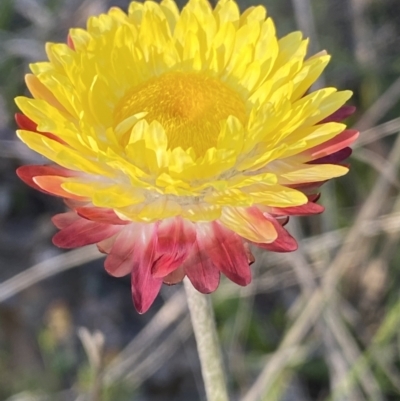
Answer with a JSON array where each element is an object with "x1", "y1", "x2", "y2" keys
[{"x1": 15, "y1": 0, "x2": 358, "y2": 313}]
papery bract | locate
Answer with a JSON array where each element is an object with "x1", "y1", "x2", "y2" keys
[{"x1": 16, "y1": 0, "x2": 357, "y2": 312}]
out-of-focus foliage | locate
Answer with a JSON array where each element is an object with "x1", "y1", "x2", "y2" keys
[{"x1": 2, "y1": 0, "x2": 400, "y2": 400}]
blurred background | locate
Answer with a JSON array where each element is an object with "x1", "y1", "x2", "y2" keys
[{"x1": 1, "y1": 0, "x2": 400, "y2": 400}]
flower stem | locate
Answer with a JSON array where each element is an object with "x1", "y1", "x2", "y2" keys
[{"x1": 183, "y1": 278, "x2": 229, "y2": 401}]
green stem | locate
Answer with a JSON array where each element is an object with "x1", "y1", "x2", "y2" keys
[{"x1": 183, "y1": 278, "x2": 229, "y2": 401}]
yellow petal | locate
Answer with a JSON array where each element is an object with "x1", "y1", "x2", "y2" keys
[
  {"x1": 248, "y1": 185, "x2": 308, "y2": 207},
  {"x1": 279, "y1": 164, "x2": 349, "y2": 184},
  {"x1": 181, "y1": 202, "x2": 222, "y2": 221},
  {"x1": 137, "y1": 197, "x2": 182, "y2": 221},
  {"x1": 219, "y1": 207, "x2": 277, "y2": 243}
]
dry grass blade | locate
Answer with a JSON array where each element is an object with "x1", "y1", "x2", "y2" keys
[
  {"x1": 14, "y1": 0, "x2": 52, "y2": 29},
  {"x1": 326, "y1": 294, "x2": 400, "y2": 400},
  {"x1": 327, "y1": 188, "x2": 400, "y2": 398},
  {"x1": 243, "y1": 133, "x2": 400, "y2": 401},
  {"x1": 321, "y1": 318, "x2": 364, "y2": 401},
  {"x1": 217, "y1": 268, "x2": 323, "y2": 300},
  {"x1": 108, "y1": 317, "x2": 193, "y2": 388},
  {"x1": 227, "y1": 263, "x2": 259, "y2": 392},
  {"x1": 355, "y1": 76, "x2": 400, "y2": 131},
  {"x1": 287, "y1": 220, "x2": 315, "y2": 283},
  {"x1": 4, "y1": 393, "x2": 49, "y2": 401},
  {"x1": 353, "y1": 148, "x2": 400, "y2": 189},
  {"x1": 290, "y1": 0, "x2": 321, "y2": 58},
  {"x1": 0, "y1": 246, "x2": 102, "y2": 303},
  {"x1": 103, "y1": 289, "x2": 187, "y2": 384},
  {"x1": 282, "y1": 223, "x2": 367, "y2": 400},
  {"x1": 78, "y1": 328, "x2": 105, "y2": 372},
  {"x1": 354, "y1": 117, "x2": 400, "y2": 148},
  {"x1": 371, "y1": 348, "x2": 400, "y2": 393},
  {"x1": 4, "y1": 38, "x2": 46, "y2": 60},
  {"x1": 78, "y1": 328, "x2": 105, "y2": 401},
  {"x1": 0, "y1": 140, "x2": 43, "y2": 162},
  {"x1": 324, "y1": 307, "x2": 383, "y2": 400}
]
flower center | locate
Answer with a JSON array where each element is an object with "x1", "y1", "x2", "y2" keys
[{"x1": 114, "y1": 72, "x2": 246, "y2": 156}]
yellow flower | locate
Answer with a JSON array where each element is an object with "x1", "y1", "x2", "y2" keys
[{"x1": 16, "y1": 0, "x2": 358, "y2": 312}]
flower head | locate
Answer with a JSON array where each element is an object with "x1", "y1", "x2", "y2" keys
[{"x1": 16, "y1": 0, "x2": 358, "y2": 312}]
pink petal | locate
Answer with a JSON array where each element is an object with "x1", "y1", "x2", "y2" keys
[
  {"x1": 310, "y1": 147, "x2": 352, "y2": 165},
  {"x1": 17, "y1": 165, "x2": 77, "y2": 193},
  {"x1": 104, "y1": 225, "x2": 137, "y2": 277},
  {"x1": 15, "y1": 113, "x2": 67, "y2": 144},
  {"x1": 52, "y1": 218, "x2": 120, "y2": 248},
  {"x1": 104, "y1": 223, "x2": 163, "y2": 313},
  {"x1": 130, "y1": 225, "x2": 163, "y2": 314},
  {"x1": 208, "y1": 222, "x2": 251, "y2": 286},
  {"x1": 220, "y1": 206, "x2": 277, "y2": 244},
  {"x1": 76, "y1": 207, "x2": 129, "y2": 225},
  {"x1": 321, "y1": 105, "x2": 356, "y2": 123},
  {"x1": 67, "y1": 33, "x2": 75, "y2": 50},
  {"x1": 163, "y1": 266, "x2": 186, "y2": 285},
  {"x1": 183, "y1": 249, "x2": 220, "y2": 293},
  {"x1": 52, "y1": 211, "x2": 80, "y2": 229},
  {"x1": 278, "y1": 216, "x2": 290, "y2": 226},
  {"x1": 152, "y1": 217, "x2": 196, "y2": 278},
  {"x1": 253, "y1": 214, "x2": 298, "y2": 252},
  {"x1": 64, "y1": 198, "x2": 88, "y2": 210},
  {"x1": 181, "y1": 224, "x2": 220, "y2": 293},
  {"x1": 15, "y1": 113, "x2": 37, "y2": 131},
  {"x1": 308, "y1": 193, "x2": 321, "y2": 202},
  {"x1": 34, "y1": 175, "x2": 86, "y2": 200},
  {"x1": 290, "y1": 180, "x2": 327, "y2": 194},
  {"x1": 269, "y1": 201, "x2": 324, "y2": 216},
  {"x1": 97, "y1": 234, "x2": 118, "y2": 254},
  {"x1": 304, "y1": 130, "x2": 359, "y2": 161},
  {"x1": 244, "y1": 243, "x2": 255, "y2": 265}
]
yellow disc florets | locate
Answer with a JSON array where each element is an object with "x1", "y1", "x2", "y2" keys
[{"x1": 114, "y1": 72, "x2": 247, "y2": 156}]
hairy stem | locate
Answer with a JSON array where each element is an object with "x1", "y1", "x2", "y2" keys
[{"x1": 184, "y1": 278, "x2": 229, "y2": 401}]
